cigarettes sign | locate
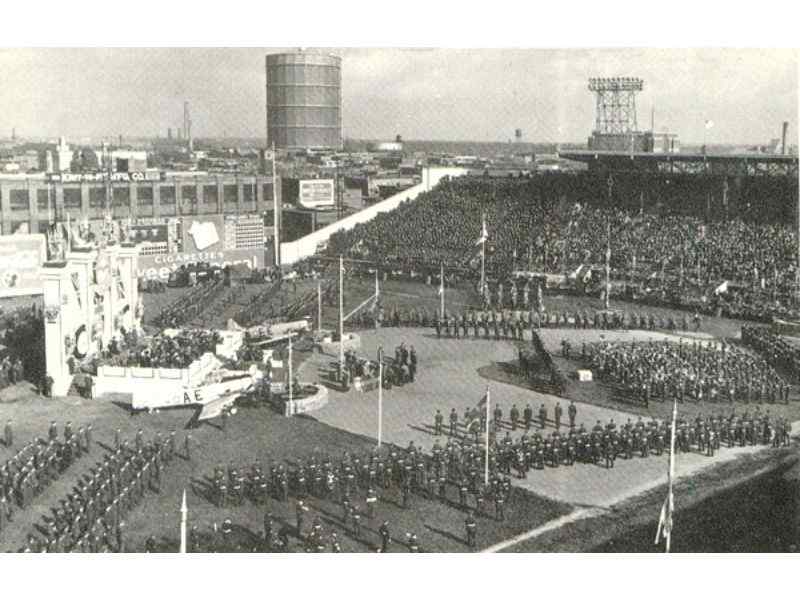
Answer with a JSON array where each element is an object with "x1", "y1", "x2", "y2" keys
[{"x1": 137, "y1": 249, "x2": 265, "y2": 281}]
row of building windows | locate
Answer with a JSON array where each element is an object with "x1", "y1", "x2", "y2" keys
[{"x1": 1, "y1": 184, "x2": 274, "y2": 212}]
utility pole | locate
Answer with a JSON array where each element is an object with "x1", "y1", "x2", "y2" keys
[
  {"x1": 339, "y1": 255, "x2": 344, "y2": 378},
  {"x1": 377, "y1": 346, "x2": 383, "y2": 447},
  {"x1": 317, "y1": 281, "x2": 322, "y2": 332},
  {"x1": 604, "y1": 219, "x2": 611, "y2": 310}
]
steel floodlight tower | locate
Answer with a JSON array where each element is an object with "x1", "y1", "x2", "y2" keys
[{"x1": 588, "y1": 77, "x2": 644, "y2": 134}]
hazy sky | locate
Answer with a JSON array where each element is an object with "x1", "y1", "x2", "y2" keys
[{"x1": 0, "y1": 47, "x2": 795, "y2": 144}]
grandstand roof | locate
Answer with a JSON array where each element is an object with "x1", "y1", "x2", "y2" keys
[{"x1": 558, "y1": 150, "x2": 798, "y2": 177}]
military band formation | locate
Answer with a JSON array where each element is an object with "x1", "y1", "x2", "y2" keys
[{"x1": 584, "y1": 339, "x2": 793, "y2": 406}]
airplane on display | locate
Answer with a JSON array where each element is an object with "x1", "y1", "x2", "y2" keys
[{"x1": 131, "y1": 357, "x2": 260, "y2": 424}]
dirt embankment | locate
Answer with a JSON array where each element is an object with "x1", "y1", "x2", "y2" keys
[{"x1": 508, "y1": 447, "x2": 800, "y2": 553}]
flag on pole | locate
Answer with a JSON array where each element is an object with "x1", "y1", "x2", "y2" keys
[
  {"x1": 180, "y1": 489, "x2": 188, "y2": 554},
  {"x1": 475, "y1": 215, "x2": 488, "y2": 246},
  {"x1": 655, "y1": 489, "x2": 674, "y2": 545},
  {"x1": 655, "y1": 396, "x2": 678, "y2": 551}
]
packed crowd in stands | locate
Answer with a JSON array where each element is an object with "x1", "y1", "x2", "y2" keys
[
  {"x1": 326, "y1": 176, "x2": 800, "y2": 321},
  {"x1": 582, "y1": 340, "x2": 792, "y2": 406}
]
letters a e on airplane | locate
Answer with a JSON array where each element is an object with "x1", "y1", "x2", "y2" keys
[{"x1": 131, "y1": 362, "x2": 259, "y2": 426}]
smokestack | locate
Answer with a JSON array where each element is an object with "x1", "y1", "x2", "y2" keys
[
  {"x1": 184, "y1": 101, "x2": 192, "y2": 151},
  {"x1": 782, "y1": 121, "x2": 789, "y2": 155},
  {"x1": 118, "y1": 134, "x2": 123, "y2": 147}
]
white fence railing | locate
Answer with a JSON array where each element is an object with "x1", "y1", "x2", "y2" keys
[{"x1": 279, "y1": 167, "x2": 467, "y2": 266}]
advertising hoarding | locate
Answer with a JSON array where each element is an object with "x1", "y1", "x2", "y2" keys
[
  {"x1": 0, "y1": 234, "x2": 47, "y2": 297},
  {"x1": 137, "y1": 248, "x2": 265, "y2": 281},
  {"x1": 298, "y1": 179, "x2": 335, "y2": 209},
  {"x1": 180, "y1": 214, "x2": 225, "y2": 254}
]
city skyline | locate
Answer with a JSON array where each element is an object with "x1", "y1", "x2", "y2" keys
[{"x1": 0, "y1": 47, "x2": 796, "y2": 145}]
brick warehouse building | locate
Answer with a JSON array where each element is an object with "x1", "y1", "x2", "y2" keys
[{"x1": 0, "y1": 171, "x2": 279, "y2": 236}]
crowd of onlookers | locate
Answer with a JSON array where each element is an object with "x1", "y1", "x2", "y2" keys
[
  {"x1": 325, "y1": 176, "x2": 800, "y2": 321},
  {"x1": 99, "y1": 329, "x2": 222, "y2": 370},
  {"x1": 0, "y1": 304, "x2": 45, "y2": 390}
]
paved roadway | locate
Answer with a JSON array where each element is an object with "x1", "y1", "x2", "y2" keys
[{"x1": 304, "y1": 328, "x2": 790, "y2": 508}]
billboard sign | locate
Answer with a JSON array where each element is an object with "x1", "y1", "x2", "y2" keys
[
  {"x1": 181, "y1": 215, "x2": 224, "y2": 254},
  {"x1": 137, "y1": 249, "x2": 264, "y2": 281},
  {"x1": 298, "y1": 179, "x2": 335, "y2": 209},
  {"x1": 0, "y1": 234, "x2": 47, "y2": 297}
]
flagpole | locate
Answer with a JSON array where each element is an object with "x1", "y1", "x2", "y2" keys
[
  {"x1": 440, "y1": 263, "x2": 445, "y2": 320},
  {"x1": 377, "y1": 346, "x2": 383, "y2": 447},
  {"x1": 375, "y1": 268, "x2": 380, "y2": 328},
  {"x1": 339, "y1": 255, "x2": 344, "y2": 378},
  {"x1": 484, "y1": 386, "x2": 491, "y2": 486},
  {"x1": 317, "y1": 281, "x2": 322, "y2": 332},
  {"x1": 179, "y1": 489, "x2": 187, "y2": 554},
  {"x1": 666, "y1": 395, "x2": 677, "y2": 553},
  {"x1": 478, "y1": 212, "x2": 487, "y2": 298},
  {"x1": 604, "y1": 219, "x2": 611, "y2": 310},
  {"x1": 288, "y1": 333, "x2": 293, "y2": 408}
]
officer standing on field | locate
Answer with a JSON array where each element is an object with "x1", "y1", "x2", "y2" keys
[
  {"x1": 379, "y1": 520, "x2": 391, "y2": 553},
  {"x1": 568, "y1": 401, "x2": 577, "y2": 430},
  {"x1": 465, "y1": 512, "x2": 477, "y2": 548}
]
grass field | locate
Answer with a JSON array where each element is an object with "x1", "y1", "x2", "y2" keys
[
  {"x1": 0, "y1": 390, "x2": 569, "y2": 553},
  {"x1": 507, "y1": 447, "x2": 800, "y2": 553},
  {"x1": 0, "y1": 276, "x2": 796, "y2": 553}
]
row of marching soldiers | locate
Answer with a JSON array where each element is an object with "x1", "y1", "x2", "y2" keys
[
  {"x1": 429, "y1": 309, "x2": 703, "y2": 341},
  {"x1": 19, "y1": 428, "x2": 179, "y2": 552},
  {"x1": 450, "y1": 408, "x2": 793, "y2": 480},
  {"x1": 435, "y1": 311, "x2": 527, "y2": 341},
  {"x1": 0, "y1": 421, "x2": 94, "y2": 535},
  {"x1": 208, "y1": 442, "x2": 515, "y2": 550}
]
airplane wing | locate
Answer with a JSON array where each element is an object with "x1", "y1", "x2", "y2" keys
[{"x1": 196, "y1": 390, "x2": 241, "y2": 421}]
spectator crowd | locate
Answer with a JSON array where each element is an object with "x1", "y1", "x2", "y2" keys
[{"x1": 326, "y1": 176, "x2": 800, "y2": 321}]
